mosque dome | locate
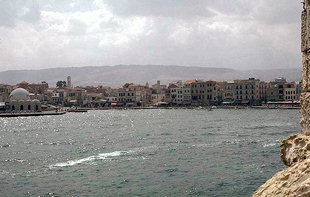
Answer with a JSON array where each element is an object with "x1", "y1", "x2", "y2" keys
[{"x1": 9, "y1": 88, "x2": 30, "y2": 101}]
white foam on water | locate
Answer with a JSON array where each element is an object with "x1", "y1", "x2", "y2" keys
[
  {"x1": 263, "y1": 143, "x2": 277, "y2": 148},
  {"x1": 49, "y1": 150, "x2": 131, "y2": 168}
]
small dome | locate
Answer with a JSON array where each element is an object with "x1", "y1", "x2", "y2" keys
[{"x1": 9, "y1": 88, "x2": 30, "y2": 101}]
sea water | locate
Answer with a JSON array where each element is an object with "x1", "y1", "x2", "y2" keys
[{"x1": 0, "y1": 109, "x2": 299, "y2": 196}]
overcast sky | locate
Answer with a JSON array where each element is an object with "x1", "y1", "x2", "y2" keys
[{"x1": 0, "y1": 0, "x2": 302, "y2": 71}]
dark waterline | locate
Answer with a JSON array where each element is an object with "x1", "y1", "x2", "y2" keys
[{"x1": 0, "y1": 109, "x2": 299, "y2": 196}]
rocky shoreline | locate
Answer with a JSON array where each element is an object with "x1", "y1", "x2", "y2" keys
[{"x1": 253, "y1": 134, "x2": 310, "y2": 196}]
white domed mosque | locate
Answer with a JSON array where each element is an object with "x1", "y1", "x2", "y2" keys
[{"x1": 7, "y1": 88, "x2": 41, "y2": 112}]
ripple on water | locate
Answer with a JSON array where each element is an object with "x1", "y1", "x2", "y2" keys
[{"x1": 0, "y1": 109, "x2": 299, "y2": 197}]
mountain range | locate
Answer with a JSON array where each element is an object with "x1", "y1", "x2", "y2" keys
[{"x1": 0, "y1": 65, "x2": 302, "y2": 87}]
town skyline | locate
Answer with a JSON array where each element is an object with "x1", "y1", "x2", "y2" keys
[{"x1": 0, "y1": 75, "x2": 302, "y2": 110}]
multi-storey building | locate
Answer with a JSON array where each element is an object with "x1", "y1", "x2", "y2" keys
[
  {"x1": 116, "y1": 84, "x2": 151, "y2": 106},
  {"x1": 183, "y1": 81, "x2": 192, "y2": 105},
  {"x1": 151, "y1": 81, "x2": 168, "y2": 105},
  {"x1": 168, "y1": 83, "x2": 183, "y2": 105},
  {"x1": 284, "y1": 82, "x2": 301, "y2": 101},
  {"x1": 152, "y1": 80, "x2": 167, "y2": 94},
  {"x1": 66, "y1": 88, "x2": 86, "y2": 106},
  {"x1": 117, "y1": 88, "x2": 135, "y2": 103},
  {"x1": 151, "y1": 93, "x2": 166, "y2": 105},
  {"x1": 217, "y1": 81, "x2": 234, "y2": 104},
  {"x1": 129, "y1": 84, "x2": 152, "y2": 106},
  {"x1": 266, "y1": 78, "x2": 287, "y2": 101},
  {"x1": 190, "y1": 80, "x2": 217, "y2": 105},
  {"x1": 259, "y1": 81, "x2": 269, "y2": 103},
  {"x1": 233, "y1": 78, "x2": 260, "y2": 105}
]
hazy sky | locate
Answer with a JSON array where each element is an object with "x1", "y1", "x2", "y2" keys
[{"x1": 0, "y1": 0, "x2": 302, "y2": 71}]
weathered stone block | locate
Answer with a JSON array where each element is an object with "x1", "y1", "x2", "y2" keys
[
  {"x1": 301, "y1": 92, "x2": 310, "y2": 135},
  {"x1": 253, "y1": 134, "x2": 310, "y2": 197},
  {"x1": 302, "y1": 54, "x2": 310, "y2": 91},
  {"x1": 253, "y1": 158, "x2": 310, "y2": 197},
  {"x1": 281, "y1": 134, "x2": 310, "y2": 166},
  {"x1": 302, "y1": 10, "x2": 307, "y2": 52}
]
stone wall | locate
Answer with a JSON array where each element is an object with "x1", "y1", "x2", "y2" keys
[{"x1": 301, "y1": 0, "x2": 310, "y2": 135}]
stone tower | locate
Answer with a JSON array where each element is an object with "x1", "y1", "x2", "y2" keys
[
  {"x1": 67, "y1": 76, "x2": 72, "y2": 88},
  {"x1": 301, "y1": 0, "x2": 310, "y2": 135}
]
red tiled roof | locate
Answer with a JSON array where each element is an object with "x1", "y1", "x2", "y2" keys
[
  {"x1": 168, "y1": 84, "x2": 179, "y2": 88},
  {"x1": 185, "y1": 80, "x2": 197, "y2": 84}
]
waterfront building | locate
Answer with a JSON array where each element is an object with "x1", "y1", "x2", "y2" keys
[
  {"x1": 259, "y1": 81, "x2": 269, "y2": 103},
  {"x1": 84, "y1": 92, "x2": 106, "y2": 108},
  {"x1": 183, "y1": 81, "x2": 193, "y2": 105},
  {"x1": 0, "y1": 84, "x2": 12, "y2": 102},
  {"x1": 150, "y1": 81, "x2": 169, "y2": 105},
  {"x1": 66, "y1": 88, "x2": 86, "y2": 106},
  {"x1": 107, "y1": 96, "x2": 118, "y2": 102},
  {"x1": 6, "y1": 88, "x2": 42, "y2": 112},
  {"x1": 284, "y1": 82, "x2": 300, "y2": 101},
  {"x1": 152, "y1": 80, "x2": 167, "y2": 94},
  {"x1": 51, "y1": 92, "x2": 61, "y2": 104},
  {"x1": 266, "y1": 83, "x2": 280, "y2": 101},
  {"x1": 106, "y1": 89, "x2": 118, "y2": 104},
  {"x1": 55, "y1": 88, "x2": 68, "y2": 105},
  {"x1": 151, "y1": 93, "x2": 166, "y2": 105},
  {"x1": 233, "y1": 78, "x2": 260, "y2": 105},
  {"x1": 190, "y1": 80, "x2": 206, "y2": 105},
  {"x1": 115, "y1": 84, "x2": 151, "y2": 106},
  {"x1": 117, "y1": 87, "x2": 136, "y2": 104},
  {"x1": 214, "y1": 82, "x2": 223, "y2": 105},
  {"x1": 168, "y1": 83, "x2": 183, "y2": 105},
  {"x1": 219, "y1": 81, "x2": 234, "y2": 104},
  {"x1": 266, "y1": 78, "x2": 287, "y2": 101},
  {"x1": 190, "y1": 80, "x2": 217, "y2": 105},
  {"x1": 130, "y1": 84, "x2": 152, "y2": 107}
]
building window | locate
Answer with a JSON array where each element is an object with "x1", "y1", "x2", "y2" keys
[
  {"x1": 28, "y1": 105, "x2": 31, "y2": 110},
  {"x1": 20, "y1": 105, "x2": 24, "y2": 111}
]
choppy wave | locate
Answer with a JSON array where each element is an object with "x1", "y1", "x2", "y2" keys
[{"x1": 49, "y1": 150, "x2": 131, "y2": 168}]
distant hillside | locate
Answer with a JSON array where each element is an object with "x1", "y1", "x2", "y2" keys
[{"x1": 0, "y1": 65, "x2": 302, "y2": 87}]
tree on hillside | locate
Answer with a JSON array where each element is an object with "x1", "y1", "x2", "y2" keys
[
  {"x1": 123, "y1": 83, "x2": 133, "y2": 88},
  {"x1": 56, "y1": 81, "x2": 67, "y2": 88}
]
